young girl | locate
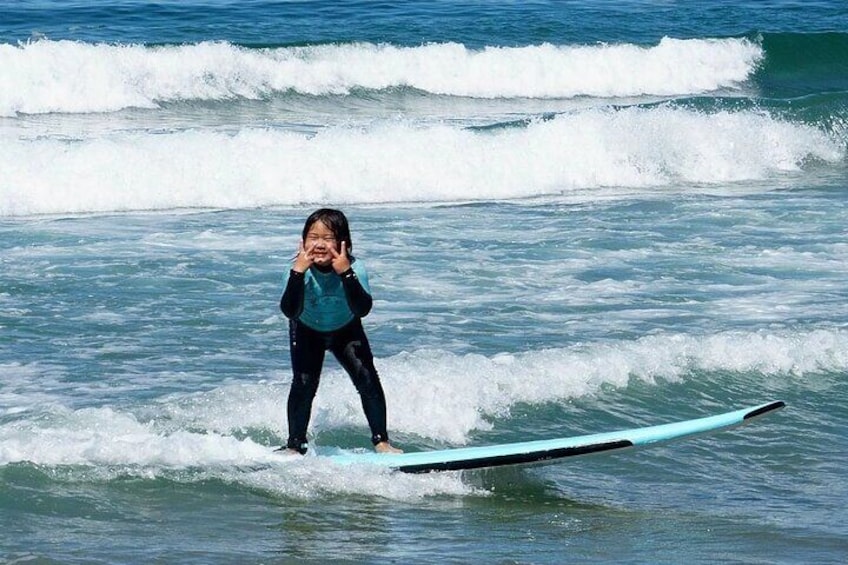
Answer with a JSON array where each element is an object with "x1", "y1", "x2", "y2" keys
[{"x1": 279, "y1": 208, "x2": 401, "y2": 455}]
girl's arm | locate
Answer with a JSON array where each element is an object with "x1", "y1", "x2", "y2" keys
[
  {"x1": 280, "y1": 270, "x2": 305, "y2": 319},
  {"x1": 340, "y1": 268, "x2": 372, "y2": 318}
]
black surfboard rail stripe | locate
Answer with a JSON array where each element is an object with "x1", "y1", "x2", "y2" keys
[
  {"x1": 397, "y1": 439, "x2": 634, "y2": 474},
  {"x1": 743, "y1": 400, "x2": 785, "y2": 420}
]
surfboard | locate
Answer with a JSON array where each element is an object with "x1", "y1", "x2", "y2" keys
[{"x1": 326, "y1": 400, "x2": 785, "y2": 473}]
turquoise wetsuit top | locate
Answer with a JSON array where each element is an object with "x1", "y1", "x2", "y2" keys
[{"x1": 280, "y1": 259, "x2": 371, "y2": 332}]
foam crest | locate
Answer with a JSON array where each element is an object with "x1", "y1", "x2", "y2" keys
[
  {"x1": 0, "y1": 37, "x2": 762, "y2": 115},
  {"x1": 0, "y1": 402, "x2": 475, "y2": 500},
  {"x1": 362, "y1": 329, "x2": 848, "y2": 443},
  {"x1": 0, "y1": 406, "x2": 274, "y2": 467},
  {"x1": 0, "y1": 329, "x2": 844, "y2": 494},
  {"x1": 1, "y1": 107, "x2": 841, "y2": 216}
]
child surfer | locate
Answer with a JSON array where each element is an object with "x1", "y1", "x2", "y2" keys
[{"x1": 279, "y1": 208, "x2": 402, "y2": 455}]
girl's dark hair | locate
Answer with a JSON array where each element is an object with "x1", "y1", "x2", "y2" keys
[{"x1": 302, "y1": 208, "x2": 354, "y2": 254}]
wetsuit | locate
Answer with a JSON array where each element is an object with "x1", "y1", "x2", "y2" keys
[{"x1": 279, "y1": 259, "x2": 389, "y2": 454}]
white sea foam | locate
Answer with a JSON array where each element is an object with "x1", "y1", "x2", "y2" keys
[
  {"x1": 0, "y1": 397, "x2": 474, "y2": 500},
  {"x1": 0, "y1": 37, "x2": 763, "y2": 115},
  {"x1": 1, "y1": 107, "x2": 841, "y2": 216},
  {"x1": 367, "y1": 329, "x2": 848, "y2": 443},
  {"x1": 0, "y1": 406, "x2": 272, "y2": 467},
  {"x1": 0, "y1": 329, "x2": 844, "y2": 497},
  {"x1": 236, "y1": 459, "x2": 479, "y2": 501},
  {"x1": 0, "y1": 361, "x2": 70, "y2": 417},
  {"x1": 18, "y1": 329, "x2": 848, "y2": 458}
]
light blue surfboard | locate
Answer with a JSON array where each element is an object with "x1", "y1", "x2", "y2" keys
[{"x1": 327, "y1": 401, "x2": 785, "y2": 473}]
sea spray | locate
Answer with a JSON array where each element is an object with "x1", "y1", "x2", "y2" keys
[
  {"x1": 1, "y1": 107, "x2": 841, "y2": 216},
  {"x1": 0, "y1": 38, "x2": 763, "y2": 115}
]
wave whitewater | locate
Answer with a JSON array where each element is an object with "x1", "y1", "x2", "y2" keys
[
  {"x1": 0, "y1": 37, "x2": 763, "y2": 115},
  {"x1": 1, "y1": 328, "x2": 845, "y2": 466},
  {"x1": 1, "y1": 105, "x2": 841, "y2": 216}
]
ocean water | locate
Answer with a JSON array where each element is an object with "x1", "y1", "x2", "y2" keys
[{"x1": 2, "y1": 1, "x2": 848, "y2": 563}]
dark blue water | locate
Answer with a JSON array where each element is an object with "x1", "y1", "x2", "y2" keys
[{"x1": 4, "y1": 0, "x2": 847, "y2": 46}]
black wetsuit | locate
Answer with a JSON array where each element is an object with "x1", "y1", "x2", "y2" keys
[{"x1": 279, "y1": 264, "x2": 389, "y2": 453}]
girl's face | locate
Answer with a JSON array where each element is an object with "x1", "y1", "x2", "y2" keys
[{"x1": 303, "y1": 220, "x2": 338, "y2": 268}]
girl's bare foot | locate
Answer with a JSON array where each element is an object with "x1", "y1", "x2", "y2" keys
[
  {"x1": 275, "y1": 446, "x2": 303, "y2": 456},
  {"x1": 374, "y1": 441, "x2": 403, "y2": 454}
]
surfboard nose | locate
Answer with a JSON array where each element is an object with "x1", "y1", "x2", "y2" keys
[{"x1": 743, "y1": 401, "x2": 786, "y2": 420}]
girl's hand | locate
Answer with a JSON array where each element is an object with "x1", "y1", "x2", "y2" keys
[
  {"x1": 329, "y1": 241, "x2": 351, "y2": 274},
  {"x1": 293, "y1": 241, "x2": 314, "y2": 273}
]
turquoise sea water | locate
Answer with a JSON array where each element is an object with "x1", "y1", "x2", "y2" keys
[{"x1": 2, "y1": 1, "x2": 848, "y2": 563}]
